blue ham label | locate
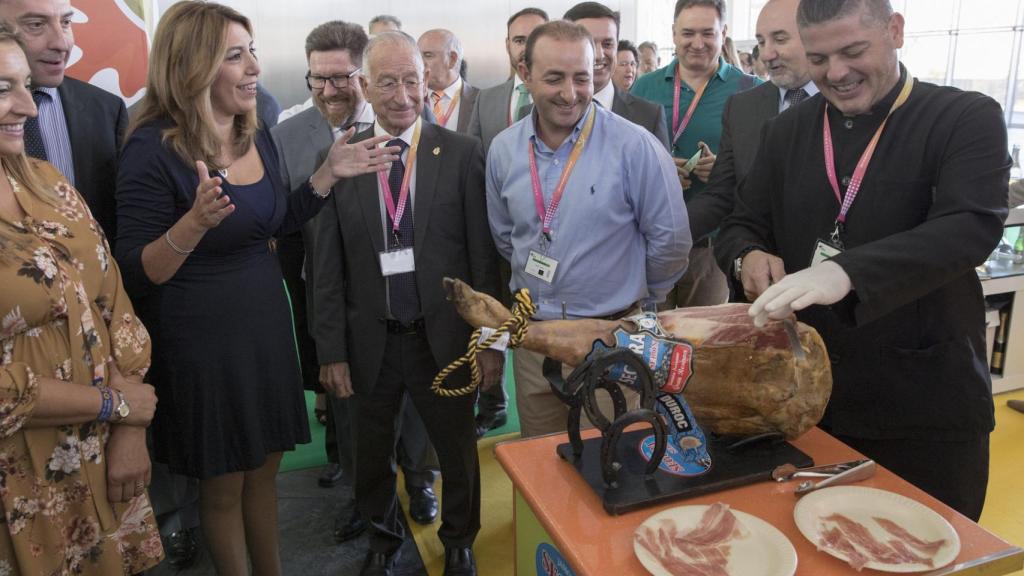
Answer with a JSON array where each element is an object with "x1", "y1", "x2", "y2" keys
[
  {"x1": 535, "y1": 543, "x2": 576, "y2": 576},
  {"x1": 638, "y1": 393, "x2": 713, "y2": 477}
]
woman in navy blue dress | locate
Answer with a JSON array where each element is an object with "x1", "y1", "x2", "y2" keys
[{"x1": 114, "y1": 3, "x2": 396, "y2": 573}]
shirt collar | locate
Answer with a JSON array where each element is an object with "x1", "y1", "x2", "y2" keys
[
  {"x1": 440, "y1": 76, "x2": 462, "y2": 99},
  {"x1": 868, "y1": 62, "x2": 908, "y2": 116},
  {"x1": 333, "y1": 100, "x2": 375, "y2": 131},
  {"x1": 663, "y1": 56, "x2": 728, "y2": 83},
  {"x1": 593, "y1": 81, "x2": 615, "y2": 110},
  {"x1": 513, "y1": 74, "x2": 524, "y2": 90},
  {"x1": 34, "y1": 86, "x2": 57, "y2": 99},
  {"x1": 776, "y1": 79, "x2": 819, "y2": 104},
  {"x1": 373, "y1": 116, "x2": 419, "y2": 147}
]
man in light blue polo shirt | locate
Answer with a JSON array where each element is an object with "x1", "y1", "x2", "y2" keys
[
  {"x1": 487, "y1": 20, "x2": 691, "y2": 438},
  {"x1": 631, "y1": 0, "x2": 759, "y2": 308}
]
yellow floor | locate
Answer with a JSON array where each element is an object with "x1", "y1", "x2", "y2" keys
[{"x1": 407, "y1": 393, "x2": 1024, "y2": 576}]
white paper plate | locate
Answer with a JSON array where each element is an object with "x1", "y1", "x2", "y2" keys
[
  {"x1": 634, "y1": 504, "x2": 797, "y2": 576},
  {"x1": 794, "y1": 486, "x2": 960, "y2": 572}
]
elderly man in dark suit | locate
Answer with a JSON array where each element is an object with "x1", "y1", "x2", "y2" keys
[
  {"x1": 312, "y1": 31, "x2": 500, "y2": 576},
  {"x1": 562, "y1": 2, "x2": 670, "y2": 148},
  {"x1": 686, "y1": 0, "x2": 817, "y2": 243},
  {"x1": 0, "y1": 0, "x2": 127, "y2": 241},
  {"x1": 273, "y1": 20, "x2": 441, "y2": 542}
]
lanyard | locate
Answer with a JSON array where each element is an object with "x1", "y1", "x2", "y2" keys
[
  {"x1": 435, "y1": 87, "x2": 462, "y2": 128},
  {"x1": 823, "y1": 73, "x2": 913, "y2": 240},
  {"x1": 528, "y1": 104, "x2": 596, "y2": 241},
  {"x1": 672, "y1": 64, "x2": 714, "y2": 145},
  {"x1": 378, "y1": 118, "x2": 422, "y2": 235}
]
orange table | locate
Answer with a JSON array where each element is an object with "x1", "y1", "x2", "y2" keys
[{"x1": 495, "y1": 427, "x2": 1024, "y2": 575}]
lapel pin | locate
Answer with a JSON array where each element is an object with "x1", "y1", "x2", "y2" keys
[{"x1": 433, "y1": 146, "x2": 441, "y2": 156}]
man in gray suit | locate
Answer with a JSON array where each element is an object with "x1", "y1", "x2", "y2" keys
[
  {"x1": 467, "y1": 7, "x2": 548, "y2": 153},
  {"x1": 563, "y1": 2, "x2": 670, "y2": 148},
  {"x1": 272, "y1": 20, "x2": 439, "y2": 544},
  {"x1": 686, "y1": 0, "x2": 817, "y2": 243},
  {"x1": 312, "y1": 31, "x2": 500, "y2": 575},
  {"x1": 419, "y1": 29, "x2": 478, "y2": 134}
]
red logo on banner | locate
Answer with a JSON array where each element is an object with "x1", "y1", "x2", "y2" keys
[
  {"x1": 67, "y1": 0, "x2": 148, "y2": 102},
  {"x1": 662, "y1": 344, "x2": 693, "y2": 394}
]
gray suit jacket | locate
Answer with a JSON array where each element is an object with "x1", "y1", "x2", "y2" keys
[
  {"x1": 455, "y1": 82, "x2": 480, "y2": 135},
  {"x1": 687, "y1": 81, "x2": 781, "y2": 242},
  {"x1": 310, "y1": 124, "x2": 501, "y2": 392},
  {"x1": 468, "y1": 77, "x2": 515, "y2": 153}
]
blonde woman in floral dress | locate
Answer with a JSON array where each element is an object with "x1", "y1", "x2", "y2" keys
[{"x1": 0, "y1": 28, "x2": 163, "y2": 574}]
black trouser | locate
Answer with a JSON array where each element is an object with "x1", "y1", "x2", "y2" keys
[
  {"x1": 355, "y1": 330, "x2": 480, "y2": 554},
  {"x1": 831, "y1": 432, "x2": 990, "y2": 521}
]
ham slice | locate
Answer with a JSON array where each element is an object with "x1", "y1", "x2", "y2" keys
[
  {"x1": 635, "y1": 503, "x2": 746, "y2": 576},
  {"x1": 443, "y1": 279, "x2": 832, "y2": 439},
  {"x1": 816, "y1": 513, "x2": 946, "y2": 570}
]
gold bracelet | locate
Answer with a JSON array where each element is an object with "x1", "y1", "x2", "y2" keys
[{"x1": 165, "y1": 230, "x2": 194, "y2": 255}]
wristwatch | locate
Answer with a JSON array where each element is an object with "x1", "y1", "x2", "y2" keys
[
  {"x1": 733, "y1": 246, "x2": 761, "y2": 282},
  {"x1": 110, "y1": 390, "x2": 131, "y2": 423}
]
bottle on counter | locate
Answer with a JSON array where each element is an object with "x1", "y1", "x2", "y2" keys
[
  {"x1": 1014, "y1": 228, "x2": 1024, "y2": 263},
  {"x1": 1012, "y1": 144, "x2": 1022, "y2": 182},
  {"x1": 992, "y1": 308, "x2": 1009, "y2": 374}
]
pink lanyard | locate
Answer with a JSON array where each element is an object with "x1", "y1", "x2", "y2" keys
[
  {"x1": 528, "y1": 104, "x2": 596, "y2": 240},
  {"x1": 823, "y1": 73, "x2": 914, "y2": 230},
  {"x1": 672, "y1": 65, "x2": 713, "y2": 145},
  {"x1": 377, "y1": 119, "x2": 422, "y2": 234}
]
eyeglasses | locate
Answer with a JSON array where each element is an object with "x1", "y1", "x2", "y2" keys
[
  {"x1": 374, "y1": 78, "x2": 422, "y2": 94},
  {"x1": 306, "y1": 69, "x2": 361, "y2": 90}
]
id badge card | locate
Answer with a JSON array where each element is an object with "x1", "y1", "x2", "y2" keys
[
  {"x1": 525, "y1": 250, "x2": 558, "y2": 283},
  {"x1": 810, "y1": 239, "x2": 843, "y2": 267},
  {"x1": 379, "y1": 247, "x2": 415, "y2": 276}
]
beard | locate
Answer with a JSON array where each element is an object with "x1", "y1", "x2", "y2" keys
[{"x1": 314, "y1": 93, "x2": 358, "y2": 128}]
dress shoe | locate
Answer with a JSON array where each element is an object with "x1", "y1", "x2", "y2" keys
[
  {"x1": 333, "y1": 505, "x2": 368, "y2": 543},
  {"x1": 165, "y1": 528, "x2": 198, "y2": 569},
  {"x1": 359, "y1": 549, "x2": 400, "y2": 576},
  {"x1": 443, "y1": 546, "x2": 477, "y2": 576},
  {"x1": 318, "y1": 462, "x2": 344, "y2": 488},
  {"x1": 407, "y1": 485, "x2": 438, "y2": 524},
  {"x1": 474, "y1": 409, "x2": 508, "y2": 438}
]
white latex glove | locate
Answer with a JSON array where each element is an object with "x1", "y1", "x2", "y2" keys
[{"x1": 749, "y1": 260, "x2": 852, "y2": 327}]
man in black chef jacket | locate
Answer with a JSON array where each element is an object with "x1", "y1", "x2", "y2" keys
[{"x1": 715, "y1": 0, "x2": 1009, "y2": 521}]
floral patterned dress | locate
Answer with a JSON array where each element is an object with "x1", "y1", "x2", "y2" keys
[{"x1": 0, "y1": 161, "x2": 162, "y2": 575}]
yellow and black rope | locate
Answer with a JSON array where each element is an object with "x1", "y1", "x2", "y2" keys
[{"x1": 432, "y1": 289, "x2": 536, "y2": 397}]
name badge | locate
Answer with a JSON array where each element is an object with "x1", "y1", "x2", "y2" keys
[
  {"x1": 525, "y1": 250, "x2": 558, "y2": 283},
  {"x1": 810, "y1": 239, "x2": 843, "y2": 267},
  {"x1": 380, "y1": 247, "x2": 415, "y2": 276}
]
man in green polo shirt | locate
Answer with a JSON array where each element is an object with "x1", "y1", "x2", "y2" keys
[{"x1": 632, "y1": 0, "x2": 759, "y2": 308}]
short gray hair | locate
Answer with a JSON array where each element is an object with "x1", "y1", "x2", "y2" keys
[
  {"x1": 363, "y1": 30, "x2": 424, "y2": 80},
  {"x1": 797, "y1": 0, "x2": 893, "y2": 29},
  {"x1": 638, "y1": 41, "x2": 658, "y2": 54},
  {"x1": 422, "y1": 28, "x2": 463, "y2": 67},
  {"x1": 368, "y1": 14, "x2": 401, "y2": 31}
]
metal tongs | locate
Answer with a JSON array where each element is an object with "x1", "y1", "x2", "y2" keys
[{"x1": 771, "y1": 459, "x2": 877, "y2": 496}]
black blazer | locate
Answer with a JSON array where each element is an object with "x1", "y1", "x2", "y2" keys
[
  {"x1": 688, "y1": 81, "x2": 781, "y2": 243},
  {"x1": 59, "y1": 76, "x2": 129, "y2": 241},
  {"x1": 311, "y1": 122, "x2": 500, "y2": 392}
]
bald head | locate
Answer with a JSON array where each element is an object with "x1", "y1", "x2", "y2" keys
[
  {"x1": 756, "y1": 0, "x2": 810, "y2": 89},
  {"x1": 418, "y1": 28, "x2": 462, "y2": 91}
]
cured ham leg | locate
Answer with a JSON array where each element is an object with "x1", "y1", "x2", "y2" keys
[{"x1": 444, "y1": 278, "x2": 832, "y2": 439}]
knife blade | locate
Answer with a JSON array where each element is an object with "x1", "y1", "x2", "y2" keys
[{"x1": 782, "y1": 318, "x2": 806, "y2": 361}]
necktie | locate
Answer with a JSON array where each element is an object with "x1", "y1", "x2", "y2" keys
[
  {"x1": 24, "y1": 91, "x2": 47, "y2": 160},
  {"x1": 385, "y1": 138, "x2": 420, "y2": 323},
  {"x1": 432, "y1": 91, "x2": 444, "y2": 120},
  {"x1": 514, "y1": 83, "x2": 531, "y2": 121},
  {"x1": 784, "y1": 88, "x2": 809, "y2": 109}
]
